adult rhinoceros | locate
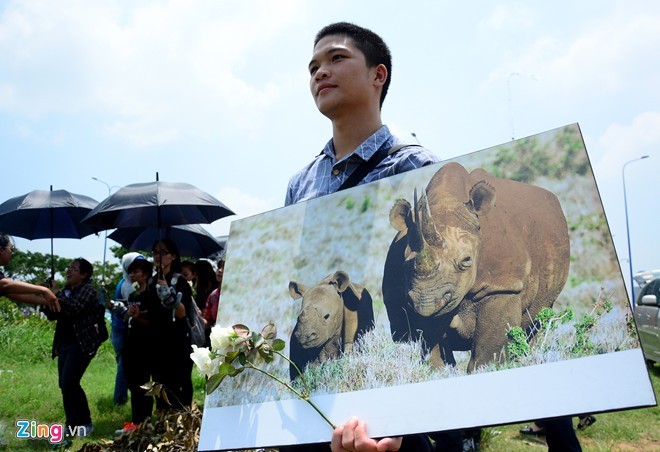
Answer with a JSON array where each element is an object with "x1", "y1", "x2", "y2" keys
[
  {"x1": 383, "y1": 162, "x2": 570, "y2": 372},
  {"x1": 288, "y1": 271, "x2": 374, "y2": 380}
]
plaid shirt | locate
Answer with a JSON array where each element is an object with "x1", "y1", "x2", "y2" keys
[
  {"x1": 203, "y1": 287, "x2": 220, "y2": 327},
  {"x1": 49, "y1": 281, "x2": 104, "y2": 357},
  {"x1": 285, "y1": 125, "x2": 440, "y2": 205}
]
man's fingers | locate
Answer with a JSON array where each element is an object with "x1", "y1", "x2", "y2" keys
[{"x1": 330, "y1": 425, "x2": 345, "y2": 452}]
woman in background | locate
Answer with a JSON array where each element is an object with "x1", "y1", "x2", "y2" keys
[{"x1": 149, "y1": 239, "x2": 194, "y2": 409}]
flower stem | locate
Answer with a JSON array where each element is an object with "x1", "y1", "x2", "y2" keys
[{"x1": 246, "y1": 361, "x2": 336, "y2": 429}]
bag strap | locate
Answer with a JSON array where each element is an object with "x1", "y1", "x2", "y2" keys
[{"x1": 337, "y1": 144, "x2": 419, "y2": 192}]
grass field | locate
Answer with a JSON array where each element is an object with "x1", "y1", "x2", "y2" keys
[{"x1": 1, "y1": 299, "x2": 658, "y2": 451}]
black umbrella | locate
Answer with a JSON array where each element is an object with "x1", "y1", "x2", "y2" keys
[
  {"x1": 82, "y1": 177, "x2": 234, "y2": 231},
  {"x1": 0, "y1": 186, "x2": 99, "y2": 278},
  {"x1": 109, "y1": 224, "x2": 225, "y2": 258}
]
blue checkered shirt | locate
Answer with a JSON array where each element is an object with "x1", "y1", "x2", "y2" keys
[{"x1": 285, "y1": 125, "x2": 440, "y2": 205}]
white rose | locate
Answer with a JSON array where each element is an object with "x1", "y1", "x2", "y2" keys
[
  {"x1": 190, "y1": 345, "x2": 213, "y2": 376},
  {"x1": 210, "y1": 325, "x2": 238, "y2": 354}
]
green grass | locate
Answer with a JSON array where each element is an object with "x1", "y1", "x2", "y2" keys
[
  {"x1": 1, "y1": 298, "x2": 658, "y2": 451},
  {"x1": 0, "y1": 299, "x2": 206, "y2": 451},
  {"x1": 480, "y1": 363, "x2": 660, "y2": 451}
]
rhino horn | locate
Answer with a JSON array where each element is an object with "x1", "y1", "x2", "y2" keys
[
  {"x1": 407, "y1": 188, "x2": 423, "y2": 253},
  {"x1": 420, "y1": 191, "x2": 442, "y2": 246}
]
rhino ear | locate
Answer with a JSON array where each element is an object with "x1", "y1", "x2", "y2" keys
[
  {"x1": 331, "y1": 271, "x2": 350, "y2": 293},
  {"x1": 289, "y1": 281, "x2": 307, "y2": 300},
  {"x1": 345, "y1": 282, "x2": 366, "y2": 301},
  {"x1": 468, "y1": 181, "x2": 495, "y2": 216},
  {"x1": 389, "y1": 199, "x2": 411, "y2": 232}
]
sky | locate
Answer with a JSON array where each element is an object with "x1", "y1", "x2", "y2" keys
[{"x1": 1, "y1": 0, "x2": 658, "y2": 297}]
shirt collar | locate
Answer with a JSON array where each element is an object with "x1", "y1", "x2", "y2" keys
[{"x1": 320, "y1": 125, "x2": 392, "y2": 164}]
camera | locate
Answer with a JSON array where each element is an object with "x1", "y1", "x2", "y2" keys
[{"x1": 109, "y1": 299, "x2": 128, "y2": 319}]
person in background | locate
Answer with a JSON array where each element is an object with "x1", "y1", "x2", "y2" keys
[
  {"x1": 202, "y1": 258, "x2": 225, "y2": 346},
  {"x1": 149, "y1": 239, "x2": 195, "y2": 409},
  {"x1": 180, "y1": 260, "x2": 196, "y2": 284},
  {"x1": 0, "y1": 233, "x2": 59, "y2": 311},
  {"x1": 43, "y1": 258, "x2": 106, "y2": 439},
  {"x1": 115, "y1": 258, "x2": 155, "y2": 435},
  {"x1": 110, "y1": 252, "x2": 145, "y2": 406},
  {"x1": 193, "y1": 259, "x2": 217, "y2": 311}
]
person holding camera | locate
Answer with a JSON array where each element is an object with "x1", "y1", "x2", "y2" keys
[
  {"x1": 110, "y1": 252, "x2": 145, "y2": 406},
  {"x1": 114, "y1": 258, "x2": 156, "y2": 435}
]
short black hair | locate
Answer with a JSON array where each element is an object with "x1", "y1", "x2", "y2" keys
[
  {"x1": 127, "y1": 258, "x2": 153, "y2": 276},
  {"x1": 314, "y1": 22, "x2": 392, "y2": 108},
  {"x1": 73, "y1": 258, "x2": 94, "y2": 283},
  {"x1": 0, "y1": 233, "x2": 11, "y2": 249}
]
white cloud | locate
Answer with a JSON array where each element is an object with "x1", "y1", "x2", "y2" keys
[
  {"x1": 205, "y1": 186, "x2": 278, "y2": 237},
  {"x1": 593, "y1": 111, "x2": 660, "y2": 180},
  {"x1": 0, "y1": 0, "x2": 306, "y2": 146},
  {"x1": 481, "y1": 10, "x2": 660, "y2": 102},
  {"x1": 478, "y1": 3, "x2": 533, "y2": 32}
]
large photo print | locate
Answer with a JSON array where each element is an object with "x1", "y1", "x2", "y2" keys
[{"x1": 199, "y1": 124, "x2": 656, "y2": 451}]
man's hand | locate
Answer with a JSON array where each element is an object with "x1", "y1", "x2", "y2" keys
[{"x1": 331, "y1": 417, "x2": 402, "y2": 452}]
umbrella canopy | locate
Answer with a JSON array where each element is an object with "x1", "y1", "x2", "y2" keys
[
  {"x1": 109, "y1": 224, "x2": 225, "y2": 258},
  {"x1": 0, "y1": 186, "x2": 99, "y2": 278},
  {"x1": 0, "y1": 187, "x2": 98, "y2": 239},
  {"x1": 82, "y1": 180, "x2": 234, "y2": 231}
]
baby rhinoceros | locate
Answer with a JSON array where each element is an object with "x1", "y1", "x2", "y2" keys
[{"x1": 288, "y1": 271, "x2": 375, "y2": 380}]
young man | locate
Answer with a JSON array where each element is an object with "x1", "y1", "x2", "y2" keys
[
  {"x1": 285, "y1": 22, "x2": 439, "y2": 206},
  {"x1": 285, "y1": 23, "x2": 582, "y2": 452},
  {"x1": 282, "y1": 22, "x2": 438, "y2": 452}
]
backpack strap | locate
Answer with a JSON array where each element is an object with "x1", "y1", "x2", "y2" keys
[{"x1": 337, "y1": 144, "x2": 420, "y2": 192}]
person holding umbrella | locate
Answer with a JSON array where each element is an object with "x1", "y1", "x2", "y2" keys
[
  {"x1": 42, "y1": 257, "x2": 107, "y2": 439},
  {"x1": 0, "y1": 233, "x2": 59, "y2": 311},
  {"x1": 149, "y1": 238, "x2": 195, "y2": 409}
]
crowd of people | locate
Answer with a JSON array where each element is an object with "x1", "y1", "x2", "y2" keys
[
  {"x1": 0, "y1": 231, "x2": 225, "y2": 445},
  {"x1": 109, "y1": 241, "x2": 225, "y2": 435}
]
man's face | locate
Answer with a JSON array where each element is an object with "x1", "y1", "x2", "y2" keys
[
  {"x1": 65, "y1": 262, "x2": 85, "y2": 287},
  {"x1": 308, "y1": 34, "x2": 378, "y2": 118}
]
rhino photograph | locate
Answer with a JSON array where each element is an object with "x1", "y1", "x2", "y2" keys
[{"x1": 198, "y1": 124, "x2": 655, "y2": 451}]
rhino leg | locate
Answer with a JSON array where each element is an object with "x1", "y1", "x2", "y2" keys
[
  {"x1": 428, "y1": 342, "x2": 457, "y2": 368},
  {"x1": 468, "y1": 294, "x2": 522, "y2": 372},
  {"x1": 318, "y1": 339, "x2": 342, "y2": 363}
]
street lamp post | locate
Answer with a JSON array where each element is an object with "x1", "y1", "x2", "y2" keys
[
  {"x1": 622, "y1": 155, "x2": 649, "y2": 309},
  {"x1": 91, "y1": 177, "x2": 119, "y2": 305}
]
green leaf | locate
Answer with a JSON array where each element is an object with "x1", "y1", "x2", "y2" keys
[
  {"x1": 258, "y1": 343, "x2": 274, "y2": 362},
  {"x1": 206, "y1": 373, "x2": 225, "y2": 394},
  {"x1": 252, "y1": 331, "x2": 264, "y2": 348},
  {"x1": 225, "y1": 351, "x2": 240, "y2": 363},
  {"x1": 218, "y1": 362, "x2": 237, "y2": 377},
  {"x1": 272, "y1": 338, "x2": 286, "y2": 351}
]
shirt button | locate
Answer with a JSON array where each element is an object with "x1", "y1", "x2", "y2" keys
[{"x1": 332, "y1": 168, "x2": 340, "y2": 176}]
